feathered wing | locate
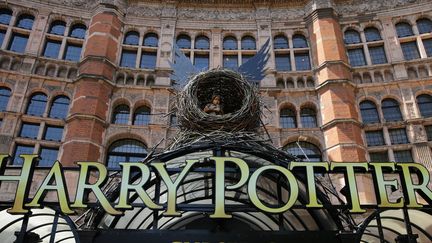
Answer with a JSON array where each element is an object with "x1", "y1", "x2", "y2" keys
[
  {"x1": 237, "y1": 38, "x2": 271, "y2": 84},
  {"x1": 168, "y1": 44, "x2": 198, "y2": 89}
]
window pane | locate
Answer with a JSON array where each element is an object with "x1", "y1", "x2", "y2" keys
[
  {"x1": 140, "y1": 51, "x2": 157, "y2": 69},
  {"x1": 64, "y1": 43, "x2": 82, "y2": 62},
  {"x1": 195, "y1": 36, "x2": 209, "y2": 49},
  {"x1": 241, "y1": 54, "x2": 253, "y2": 65},
  {"x1": 223, "y1": 55, "x2": 238, "y2": 69},
  {"x1": 424, "y1": 39, "x2": 432, "y2": 57},
  {"x1": 344, "y1": 30, "x2": 361, "y2": 44},
  {"x1": 274, "y1": 35, "x2": 288, "y2": 49},
  {"x1": 12, "y1": 145, "x2": 34, "y2": 165},
  {"x1": 360, "y1": 101, "x2": 380, "y2": 124},
  {"x1": 170, "y1": 114, "x2": 177, "y2": 127},
  {"x1": 369, "y1": 46, "x2": 387, "y2": 64},
  {"x1": 389, "y1": 128, "x2": 409, "y2": 144},
  {"x1": 223, "y1": 37, "x2": 237, "y2": 50},
  {"x1": 26, "y1": 93, "x2": 47, "y2": 116},
  {"x1": 292, "y1": 35, "x2": 308, "y2": 48},
  {"x1": 295, "y1": 53, "x2": 311, "y2": 70},
  {"x1": 124, "y1": 31, "x2": 139, "y2": 45},
  {"x1": 364, "y1": 27, "x2": 382, "y2": 42},
  {"x1": 382, "y1": 99, "x2": 402, "y2": 121},
  {"x1": 280, "y1": 108, "x2": 296, "y2": 128},
  {"x1": 369, "y1": 151, "x2": 389, "y2": 162},
  {"x1": 8, "y1": 33, "x2": 28, "y2": 53},
  {"x1": 39, "y1": 147, "x2": 58, "y2": 166},
  {"x1": 107, "y1": 139, "x2": 147, "y2": 168},
  {"x1": 426, "y1": 125, "x2": 432, "y2": 141},
  {"x1": 241, "y1": 36, "x2": 256, "y2": 50},
  {"x1": 417, "y1": 94, "x2": 432, "y2": 118},
  {"x1": 43, "y1": 40, "x2": 61, "y2": 59},
  {"x1": 143, "y1": 33, "x2": 158, "y2": 47},
  {"x1": 44, "y1": 126, "x2": 63, "y2": 142},
  {"x1": 275, "y1": 54, "x2": 291, "y2": 71},
  {"x1": 285, "y1": 142, "x2": 322, "y2": 162},
  {"x1": 120, "y1": 50, "x2": 137, "y2": 68},
  {"x1": 365, "y1": 130, "x2": 385, "y2": 146},
  {"x1": 394, "y1": 150, "x2": 413, "y2": 162},
  {"x1": 16, "y1": 14, "x2": 34, "y2": 30},
  {"x1": 49, "y1": 96, "x2": 70, "y2": 119},
  {"x1": 301, "y1": 108, "x2": 317, "y2": 128},
  {"x1": 348, "y1": 48, "x2": 366, "y2": 66},
  {"x1": 194, "y1": 54, "x2": 209, "y2": 71},
  {"x1": 417, "y1": 18, "x2": 432, "y2": 34},
  {"x1": 69, "y1": 24, "x2": 86, "y2": 39},
  {"x1": 401, "y1": 41, "x2": 420, "y2": 60},
  {"x1": 176, "y1": 35, "x2": 191, "y2": 49},
  {"x1": 0, "y1": 9, "x2": 12, "y2": 25},
  {"x1": 19, "y1": 123, "x2": 39, "y2": 139},
  {"x1": 396, "y1": 23, "x2": 413, "y2": 37},
  {"x1": 133, "y1": 106, "x2": 150, "y2": 125},
  {"x1": 0, "y1": 29, "x2": 5, "y2": 47},
  {"x1": 112, "y1": 105, "x2": 130, "y2": 124},
  {"x1": 0, "y1": 88, "x2": 11, "y2": 111},
  {"x1": 49, "y1": 21, "x2": 66, "y2": 35}
]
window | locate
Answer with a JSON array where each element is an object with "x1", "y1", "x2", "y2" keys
[
  {"x1": 424, "y1": 39, "x2": 432, "y2": 57},
  {"x1": 347, "y1": 48, "x2": 366, "y2": 66},
  {"x1": 285, "y1": 141, "x2": 322, "y2": 162},
  {"x1": 417, "y1": 94, "x2": 432, "y2": 118},
  {"x1": 396, "y1": 22, "x2": 414, "y2": 37},
  {"x1": 369, "y1": 46, "x2": 387, "y2": 64},
  {"x1": 241, "y1": 36, "x2": 256, "y2": 50},
  {"x1": 124, "y1": 31, "x2": 139, "y2": 45},
  {"x1": 365, "y1": 130, "x2": 385, "y2": 147},
  {"x1": 425, "y1": 125, "x2": 432, "y2": 141},
  {"x1": 64, "y1": 43, "x2": 82, "y2": 62},
  {"x1": 223, "y1": 36, "x2": 237, "y2": 50},
  {"x1": 69, "y1": 24, "x2": 86, "y2": 39},
  {"x1": 120, "y1": 50, "x2": 137, "y2": 68},
  {"x1": 274, "y1": 35, "x2": 288, "y2": 49},
  {"x1": 43, "y1": 40, "x2": 61, "y2": 59},
  {"x1": 39, "y1": 147, "x2": 58, "y2": 166},
  {"x1": 26, "y1": 93, "x2": 47, "y2": 116},
  {"x1": 112, "y1": 105, "x2": 130, "y2": 124},
  {"x1": 107, "y1": 139, "x2": 147, "y2": 168},
  {"x1": 364, "y1": 27, "x2": 382, "y2": 42},
  {"x1": 49, "y1": 21, "x2": 66, "y2": 35},
  {"x1": 0, "y1": 9, "x2": 12, "y2": 25},
  {"x1": 0, "y1": 87, "x2": 11, "y2": 111},
  {"x1": 417, "y1": 18, "x2": 432, "y2": 34},
  {"x1": 15, "y1": 14, "x2": 34, "y2": 30},
  {"x1": 8, "y1": 33, "x2": 28, "y2": 53},
  {"x1": 49, "y1": 96, "x2": 70, "y2": 119},
  {"x1": 401, "y1": 41, "x2": 420, "y2": 60},
  {"x1": 133, "y1": 106, "x2": 151, "y2": 125},
  {"x1": 275, "y1": 54, "x2": 291, "y2": 71},
  {"x1": 280, "y1": 108, "x2": 296, "y2": 128},
  {"x1": 195, "y1": 35, "x2": 210, "y2": 49},
  {"x1": 344, "y1": 30, "x2": 361, "y2": 44},
  {"x1": 295, "y1": 53, "x2": 311, "y2": 70},
  {"x1": 140, "y1": 51, "x2": 157, "y2": 69},
  {"x1": 44, "y1": 126, "x2": 63, "y2": 142},
  {"x1": 382, "y1": 99, "x2": 402, "y2": 122},
  {"x1": 12, "y1": 144, "x2": 34, "y2": 165},
  {"x1": 19, "y1": 123, "x2": 39, "y2": 139},
  {"x1": 241, "y1": 54, "x2": 253, "y2": 65},
  {"x1": 301, "y1": 108, "x2": 317, "y2": 128},
  {"x1": 176, "y1": 34, "x2": 191, "y2": 49},
  {"x1": 0, "y1": 29, "x2": 5, "y2": 46},
  {"x1": 223, "y1": 55, "x2": 238, "y2": 69},
  {"x1": 194, "y1": 54, "x2": 209, "y2": 71},
  {"x1": 394, "y1": 150, "x2": 413, "y2": 162},
  {"x1": 292, "y1": 34, "x2": 308, "y2": 48},
  {"x1": 360, "y1": 101, "x2": 380, "y2": 124},
  {"x1": 170, "y1": 114, "x2": 177, "y2": 127},
  {"x1": 143, "y1": 33, "x2": 158, "y2": 47},
  {"x1": 369, "y1": 151, "x2": 389, "y2": 162},
  {"x1": 389, "y1": 128, "x2": 409, "y2": 144}
]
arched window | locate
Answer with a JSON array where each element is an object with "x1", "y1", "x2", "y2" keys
[
  {"x1": 0, "y1": 87, "x2": 11, "y2": 111},
  {"x1": 107, "y1": 139, "x2": 147, "y2": 168},
  {"x1": 223, "y1": 36, "x2": 237, "y2": 50},
  {"x1": 49, "y1": 20, "x2": 66, "y2": 35},
  {"x1": 69, "y1": 24, "x2": 86, "y2": 39},
  {"x1": 26, "y1": 93, "x2": 47, "y2": 116},
  {"x1": 285, "y1": 141, "x2": 322, "y2": 162},
  {"x1": 359, "y1": 100, "x2": 380, "y2": 124},
  {"x1": 124, "y1": 31, "x2": 139, "y2": 45},
  {"x1": 417, "y1": 94, "x2": 432, "y2": 118},
  {"x1": 301, "y1": 107, "x2": 317, "y2": 128},
  {"x1": 396, "y1": 22, "x2": 414, "y2": 37},
  {"x1": 0, "y1": 9, "x2": 12, "y2": 25},
  {"x1": 344, "y1": 30, "x2": 361, "y2": 44},
  {"x1": 416, "y1": 18, "x2": 432, "y2": 34},
  {"x1": 274, "y1": 35, "x2": 288, "y2": 49},
  {"x1": 112, "y1": 104, "x2": 130, "y2": 124},
  {"x1": 195, "y1": 35, "x2": 210, "y2": 49},
  {"x1": 15, "y1": 14, "x2": 34, "y2": 30},
  {"x1": 280, "y1": 108, "x2": 297, "y2": 128},
  {"x1": 133, "y1": 106, "x2": 151, "y2": 125},
  {"x1": 364, "y1": 27, "x2": 382, "y2": 42},
  {"x1": 241, "y1": 36, "x2": 256, "y2": 50},
  {"x1": 49, "y1": 96, "x2": 70, "y2": 119},
  {"x1": 176, "y1": 34, "x2": 191, "y2": 49},
  {"x1": 143, "y1": 33, "x2": 158, "y2": 47},
  {"x1": 381, "y1": 99, "x2": 403, "y2": 122},
  {"x1": 292, "y1": 34, "x2": 308, "y2": 48}
]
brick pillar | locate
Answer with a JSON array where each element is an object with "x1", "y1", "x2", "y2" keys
[
  {"x1": 61, "y1": 6, "x2": 123, "y2": 166},
  {"x1": 306, "y1": 8, "x2": 366, "y2": 162}
]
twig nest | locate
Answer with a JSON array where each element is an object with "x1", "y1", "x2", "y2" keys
[{"x1": 176, "y1": 69, "x2": 261, "y2": 132}]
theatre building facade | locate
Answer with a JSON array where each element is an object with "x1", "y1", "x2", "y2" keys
[{"x1": 0, "y1": 0, "x2": 431, "y2": 242}]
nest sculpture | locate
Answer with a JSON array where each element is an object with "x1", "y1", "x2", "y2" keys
[{"x1": 175, "y1": 69, "x2": 261, "y2": 133}]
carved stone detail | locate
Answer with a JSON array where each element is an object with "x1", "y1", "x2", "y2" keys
[{"x1": 335, "y1": 0, "x2": 427, "y2": 15}]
